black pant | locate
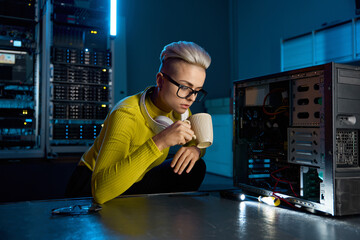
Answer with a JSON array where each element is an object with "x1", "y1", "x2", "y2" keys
[{"x1": 65, "y1": 158, "x2": 206, "y2": 198}]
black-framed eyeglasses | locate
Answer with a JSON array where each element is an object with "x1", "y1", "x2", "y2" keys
[{"x1": 161, "y1": 72, "x2": 207, "y2": 102}]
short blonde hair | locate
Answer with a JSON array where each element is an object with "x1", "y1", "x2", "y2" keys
[{"x1": 159, "y1": 41, "x2": 211, "y2": 70}]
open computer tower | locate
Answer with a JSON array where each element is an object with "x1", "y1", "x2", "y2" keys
[{"x1": 233, "y1": 63, "x2": 360, "y2": 216}]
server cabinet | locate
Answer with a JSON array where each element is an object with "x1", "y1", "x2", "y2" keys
[
  {"x1": 233, "y1": 63, "x2": 360, "y2": 216},
  {"x1": 0, "y1": 0, "x2": 44, "y2": 158},
  {"x1": 43, "y1": 0, "x2": 113, "y2": 157}
]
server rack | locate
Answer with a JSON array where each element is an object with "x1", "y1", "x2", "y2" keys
[
  {"x1": 0, "y1": 0, "x2": 44, "y2": 158},
  {"x1": 43, "y1": 0, "x2": 113, "y2": 158},
  {"x1": 233, "y1": 63, "x2": 360, "y2": 216}
]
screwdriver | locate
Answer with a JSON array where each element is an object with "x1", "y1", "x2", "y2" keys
[{"x1": 258, "y1": 196, "x2": 281, "y2": 206}]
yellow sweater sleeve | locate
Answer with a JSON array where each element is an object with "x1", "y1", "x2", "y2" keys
[{"x1": 91, "y1": 107, "x2": 164, "y2": 204}]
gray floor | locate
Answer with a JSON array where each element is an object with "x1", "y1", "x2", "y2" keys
[
  {"x1": 2, "y1": 191, "x2": 360, "y2": 239},
  {"x1": 199, "y1": 172, "x2": 234, "y2": 191}
]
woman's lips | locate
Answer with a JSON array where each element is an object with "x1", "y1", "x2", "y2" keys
[{"x1": 180, "y1": 104, "x2": 190, "y2": 109}]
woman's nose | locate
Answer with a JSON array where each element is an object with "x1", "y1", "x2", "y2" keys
[{"x1": 187, "y1": 93, "x2": 197, "y2": 102}]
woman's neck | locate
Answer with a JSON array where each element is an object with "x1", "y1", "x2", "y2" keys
[{"x1": 150, "y1": 87, "x2": 171, "y2": 113}]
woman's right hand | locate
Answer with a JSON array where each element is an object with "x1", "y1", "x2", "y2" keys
[{"x1": 152, "y1": 120, "x2": 194, "y2": 151}]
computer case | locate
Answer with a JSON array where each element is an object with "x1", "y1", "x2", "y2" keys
[{"x1": 233, "y1": 62, "x2": 360, "y2": 216}]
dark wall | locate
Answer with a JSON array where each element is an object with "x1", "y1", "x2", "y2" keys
[
  {"x1": 233, "y1": 0, "x2": 357, "y2": 81},
  {"x1": 120, "y1": 0, "x2": 231, "y2": 113},
  {"x1": 117, "y1": 0, "x2": 357, "y2": 108}
]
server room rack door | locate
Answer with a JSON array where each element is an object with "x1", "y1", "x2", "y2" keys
[{"x1": 43, "y1": 0, "x2": 114, "y2": 158}]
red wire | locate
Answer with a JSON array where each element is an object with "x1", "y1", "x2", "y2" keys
[
  {"x1": 271, "y1": 166, "x2": 298, "y2": 197},
  {"x1": 270, "y1": 166, "x2": 299, "y2": 208},
  {"x1": 262, "y1": 88, "x2": 286, "y2": 116},
  {"x1": 272, "y1": 192, "x2": 295, "y2": 208},
  {"x1": 262, "y1": 89, "x2": 296, "y2": 207}
]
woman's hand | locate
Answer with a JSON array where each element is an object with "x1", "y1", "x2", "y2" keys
[
  {"x1": 152, "y1": 120, "x2": 194, "y2": 151},
  {"x1": 171, "y1": 146, "x2": 201, "y2": 175}
]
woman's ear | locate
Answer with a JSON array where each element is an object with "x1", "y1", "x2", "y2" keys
[{"x1": 156, "y1": 72, "x2": 164, "y2": 90}]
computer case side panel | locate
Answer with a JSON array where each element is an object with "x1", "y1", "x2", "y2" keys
[{"x1": 333, "y1": 63, "x2": 360, "y2": 215}]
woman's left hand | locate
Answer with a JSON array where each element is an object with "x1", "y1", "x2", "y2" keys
[{"x1": 171, "y1": 146, "x2": 201, "y2": 175}]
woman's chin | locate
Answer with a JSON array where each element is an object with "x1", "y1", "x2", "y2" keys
[{"x1": 175, "y1": 108, "x2": 187, "y2": 115}]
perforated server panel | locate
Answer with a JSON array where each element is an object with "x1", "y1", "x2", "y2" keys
[
  {"x1": 48, "y1": 0, "x2": 112, "y2": 157},
  {"x1": 233, "y1": 63, "x2": 360, "y2": 216}
]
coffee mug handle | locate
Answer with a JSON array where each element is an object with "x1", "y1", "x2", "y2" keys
[{"x1": 183, "y1": 120, "x2": 196, "y2": 139}]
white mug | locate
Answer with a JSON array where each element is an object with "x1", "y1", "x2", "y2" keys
[{"x1": 187, "y1": 113, "x2": 213, "y2": 149}]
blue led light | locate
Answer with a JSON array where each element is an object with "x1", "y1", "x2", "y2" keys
[
  {"x1": 249, "y1": 174, "x2": 270, "y2": 179},
  {"x1": 25, "y1": 119, "x2": 32, "y2": 122},
  {"x1": 248, "y1": 164, "x2": 270, "y2": 169},
  {"x1": 110, "y1": 0, "x2": 117, "y2": 37},
  {"x1": 13, "y1": 40, "x2": 22, "y2": 47}
]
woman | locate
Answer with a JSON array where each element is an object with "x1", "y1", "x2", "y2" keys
[{"x1": 66, "y1": 41, "x2": 211, "y2": 204}]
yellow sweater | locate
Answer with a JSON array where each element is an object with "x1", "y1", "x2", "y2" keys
[{"x1": 80, "y1": 87, "x2": 202, "y2": 204}]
